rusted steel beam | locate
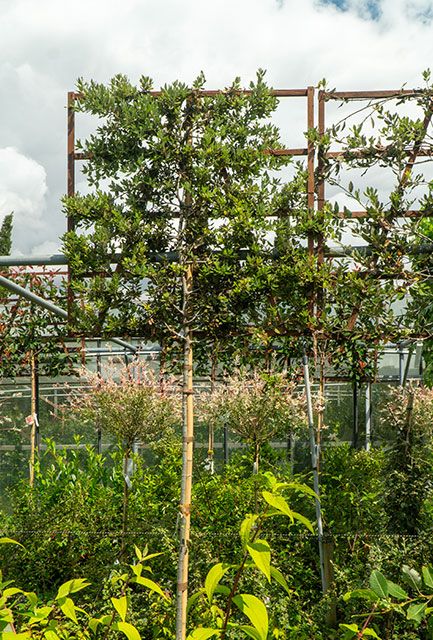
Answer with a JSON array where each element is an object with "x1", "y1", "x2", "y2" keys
[
  {"x1": 322, "y1": 90, "x2": 421, "y2": 100},
  {"x1": 264, "y1": 148, "x2": 308, "y2": 156},
  {"x1": 326, "y1": 148, "x2": 433, "y2": 159},
  {"x1": 69, "y1": 88, "x2": 309, "y2": 101},
  {"x1": 307, "y1": 86, "x2": 315, "y2": 259},
  {"x1": 75, "y1": 148, "x2": 309, "y2": 162},
  {"x1": 67, "y1": 92, "x2": 75, "y2": 207},
  {"x1": 335, "y1": 209, "x2": 433, "y2": 219}
]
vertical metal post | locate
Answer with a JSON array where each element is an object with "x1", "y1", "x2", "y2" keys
[
  {"x1": 302, "y1": 345, "x2": 327, "y2": 594},
  {"x1": 67, "y1": 92, "x2": 76, "y2": 326},
  {"x1": 402, "y1": 344, "x2": 414, "y2": 388},
  {"x1": 399, "y1": 344, "x2": 405, "y2": 386},
  {"x1": 352, "y1": 381, "x2": 359, "y2": 449},
  {"x1": 67, "y1": 92, "x2": 76, "y2": 204},
  {"x1": 307, "y1": 86, "x2": 315, "y2": 258},
  {"x1": 365, "y1": 381, "x2": 372, "y2": 451},
  {"x1": 223, "y1": 426, "x2": 229, "y2": 465}
]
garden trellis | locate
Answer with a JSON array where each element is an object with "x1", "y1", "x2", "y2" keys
[{"x1": 1, "y1": 75, "x2": 433, "y2": 640}]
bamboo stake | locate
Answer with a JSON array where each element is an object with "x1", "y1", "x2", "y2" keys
[
  {"x1": 176, "y1": 264, "x2": 194, "y2": 640},
  {"x1": 29, "y1": 351, "x2": 38, "y2": 487}
]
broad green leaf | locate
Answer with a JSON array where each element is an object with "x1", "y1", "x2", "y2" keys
[
  {"x1": 343, "y1": 588, "x2": 379, "y2": 603},
  {"x1": 290, "y1": 511, "x2": 314, "y2": 534},
  {"x1": 89, "y1": 617, "x2": 102, "y2": 633},
  {"x1": 339, "y1": 623, "x2": 358, "y2": 633},
  {"x1": 407, "y1": 602, "x2": 427, "y2": 623},
  {"x1": 113, "y1": 621, "x2": 141, "y2": 640},
  {"x1": 285, "y1": 482, "x2": 318, "y2": 501},
  {"x1": 239, "y1": 625, "x2": 262, "y2": 640},
  {"x1": 247, "y1": 540, "x2": 271, "y2": 582},
  {"x1": 187, "y1": 628, "x2": 221, "y2": 640},
  {"x1": 60, "y1": 598, "x2": 77, "y2": 623},
  {"x1": 422, "y1": 566, "x2": 433, "y2": 590},
  {"x1": 3, "y1": 588, "x2": 24, "y2": 599},
  {"x1": 270, "y1": 567, "x2": 292, "y2": 595},
  {"x1": 133, "y1": 575, "x2": 169, "y2": 600},
  {"x1": 141, "y1": 552, "x2": 163, "y2": 562},
  {"x1": 112, "y1": 595, "x2": 128, "y2": 622},
  {"x1": 402, "y1": 565, "x2": 422, "y2": 591},
  {"x1": 362, "y1": 629, "x2": 381, "y2": 638},
  {"x1": 187, "y1": 590, "x2": 203, "y2": 614},
  {"x1": 233, "y1": 594, "x2": 268, "y2": 640},
  {"x1": 386, "y1": 580, "x2": 408, "y2": 600},
  {"x1": 28, "y1": 606, "x2": 53, "y2": 625},
  {"x1": 262, "y1": 492, "x2": 293, "y2": 521},
  {"x1": 1, "y1": 633, "x2": 31, "y2": 639},
  {"x1": 44, "y1": 630, "x2": 60, "y2": 640},
  {"x1": 262, "y1": 472, "x2": 277, "y2": 490},
  {"x1": 134, "y1": 545, "x2": 142, "y2": 561},
  {"x1": 240, "y1": 514, "x2": 258, "y2": 548},
  {"x1": 0, "y1": 538, "x2": 24, "y2": 548},
  {"x1": 369, "y1": 570, "x2": 388, "y2": 599},
  {"x1": 56, "y1": 578, "x2": 90, "y2": 600},
  {"x1": 205, "y1": 563, "x2": 231, "y2": 603}
]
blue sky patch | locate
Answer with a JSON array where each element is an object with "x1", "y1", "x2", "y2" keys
[{"x1": 320, "y1": 0, "x2": 382, "y2": 20}]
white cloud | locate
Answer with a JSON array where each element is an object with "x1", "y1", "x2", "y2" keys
[
  {"x1": 0, "y1": 147, "x2": 49, "y2": 250},
  {"x1": 0, "y1": 0, "x2": 432, "y2": 253}
]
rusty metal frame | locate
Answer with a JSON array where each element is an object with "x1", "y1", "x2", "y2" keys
[
  {"x1": 66, "y1": 84, "x2": 433, "y2": 342},
  {"x1": 318, "y1": 88, "x2": 433, "y2": 219}
]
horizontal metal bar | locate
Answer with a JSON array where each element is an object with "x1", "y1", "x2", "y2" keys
[
  {"x1": 0, "y1": 241, "x2": 431, "y2": 272},
  {"x1": 322, "y1": 90, "x2": 423, "y2": 100},
  {"x1": 75, "y1": 148, "x2": 308, "y2": 162},
  {"x1": 326, "y1": 148, "x2": 433, "y2": 159},
  {"x1": 0, "y1": 254, "x2": 67, "y2": 267},
  {"x1": 69, "y1": 89, "x2": 309, "y2": 101},
  {"x1": 337, "y1": 210, "x2": 433, "y2": 219}
]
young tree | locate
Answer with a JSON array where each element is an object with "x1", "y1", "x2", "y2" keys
[
  {"x1": 63, "y1": 71, "x2": 290, "y2": 640},
  {"x1": 0, "y1": 213, "x2": 13, "y2": 255}
]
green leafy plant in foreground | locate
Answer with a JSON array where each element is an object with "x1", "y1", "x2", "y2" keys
[
  {"x1": 187, "y1": 472, "x2": 315, "y2": 640},
  {"x1": 341, "y1": 564, "x2": 433, "y2": 639},
  {"x1": 0, "y1": 540, "x2": 169, "y2": 640}
]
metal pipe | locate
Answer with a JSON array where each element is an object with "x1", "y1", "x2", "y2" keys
[
  {"x1": 399, "y1": 345, "x2": 405, "y2": 386},
  {"x1": 365, "y1": 382, "x2": 372, "y2": 451},
  {"x1": 352, "y1": 381, "x2": 359, "y2": 449},
  {"x1": 302, "y1": 344, "x2": 327, "y2": 594},
  {"x1": 0, "y1": 275, "x2": 68, "y2": 319},
  {"x1": 111, "y1": 337, "x2": 138, "y2": 354}
]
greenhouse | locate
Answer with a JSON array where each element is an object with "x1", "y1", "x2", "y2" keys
[{"x1": 2, "y1": 73, "x2": 433, "y2": 640}]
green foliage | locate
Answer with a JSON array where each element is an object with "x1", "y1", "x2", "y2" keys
[
  {"x1": 343, "y1": 562, "x2": 433, "y2": 639},
  {"x1": 0, "y1": 214, "x2": 13, "y2": 255},
  {"x1": 0, "y1": 540, "x2": 168, "y2": 639},
  {"x1": 187, "y1": 472, "x2": 314, "y2": 640},
  {"x1": 381, "y1": 386, "x2": 433, "y2": 535},
  {"x1": 69, "y1": 362, "x2": 180, "y2": 449},
  {"x1": 197, "y1": 371, "x2": 306, "y2": 471}
]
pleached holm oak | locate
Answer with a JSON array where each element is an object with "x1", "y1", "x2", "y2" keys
[{"x1": 63, "y1": 72, "x2": 290, "y2": 640}]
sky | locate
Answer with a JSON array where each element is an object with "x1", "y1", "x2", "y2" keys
[{"x1": 0, "y1": 0, "x2": 433, "y2": 255}]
